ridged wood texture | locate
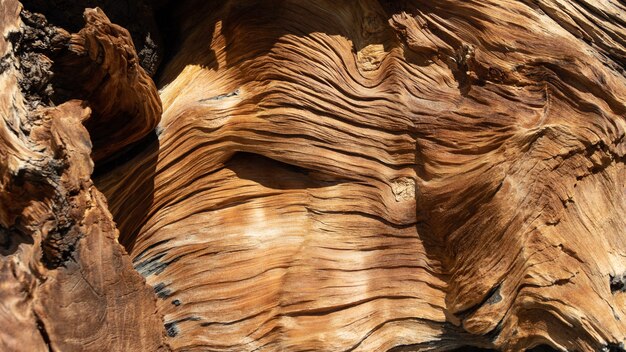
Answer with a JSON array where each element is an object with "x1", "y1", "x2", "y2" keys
[
  {"x1": 98, "y1": 0, "x2": 626, "y2": 351},
  {"x1": 1, "y1": 0, "x2": 626, "y2": 351}
]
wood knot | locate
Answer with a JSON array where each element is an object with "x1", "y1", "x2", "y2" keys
[
  {"x1": 390, "y1": 177, "x2": 415, "y2": 202},
  {"x1": 357, "y1": 44, "x2": 386, "y2": 72}
]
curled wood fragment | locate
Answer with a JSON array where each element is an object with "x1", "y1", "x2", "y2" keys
[{"x1": 52, "y1": 8, "x2": 162, "y2": 162}]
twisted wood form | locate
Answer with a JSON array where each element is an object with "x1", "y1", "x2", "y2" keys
[{"x1": 1, "y1": 0, "x2": 626, "y2": 351}]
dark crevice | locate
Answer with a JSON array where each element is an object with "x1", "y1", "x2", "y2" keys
[
  {"x1": 41, "y1": 223, "x2": 79, "y2": 269},
  {"x1": 134, "y1": 253, "x2": 181, "y2": 278},
  {"x1": 7, "y1": 9, "x2": 57, "y2": 109},
  {"x1": 164, "y1": 316, "x2": 202, "y2": 338},
  {"x1": 226, "y1": 152, "x2": 347, "y2": 190},
  {"x1": 34, "y1": 313, "x2": 54, "y2": 352},
  {"x1": 92, "y1": 130, "x2": 159, "y2": 178},
  {"x1": 0, "y1": 223, "x2": 34, "y2": 255},
  {"x1": 283, "y1": 295, "x2": 419, "y2": 318},
  {"x1": 12, "y1": 1, "x2": 165, "y2": 179},
  {"x1": 448, "y1": 43, "x2": 478, "y2": 96},
  {"x1": 134, "y1": 252, "x2": 168, "y2": 277},
  {"x1": 132, "y1": 239, "x2": 171, "y2": 264},
  {"x1": 484, "y1": 320, "x2": 504, "y2": 342},
  {"x1": 153, "y1": 282, "x2": 172, "y2": 299},
  {"x1": 455, "y1": 283, "x2": 503, "y2": 321},
  {"x1": 164, "y1": 321, "x2": 179, "y2": 337},
  {"x1": 153, "y1": 0, "x2": 184, "y2": 86},
  {"x1": 604, "y1": 342, "x2": 626, "y2": 352},
  {"x1": 19, "y1": 0, "x2": 165, "y2": 76},
  {"x1": 610, "y1": 274, "x2": 626, "y2": 293}
]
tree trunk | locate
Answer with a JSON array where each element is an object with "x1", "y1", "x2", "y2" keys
[{"x1": 1, "y1": 0, "x2": 625, "y2": 351}]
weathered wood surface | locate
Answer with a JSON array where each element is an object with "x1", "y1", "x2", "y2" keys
[
  {"x1": 0, "y1": 1, "x2": 168, "y2": 351},
  {"x1": 2, "y1": 0, "x2": 626, "y2": 351}
]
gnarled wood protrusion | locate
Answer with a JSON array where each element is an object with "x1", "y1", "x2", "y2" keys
[
  {"x1": 0, "y1": 1, "x2": 168, "y2": 351},
  {"x1": 52, "y1": 8, "x2": 162, "y2": 162}
]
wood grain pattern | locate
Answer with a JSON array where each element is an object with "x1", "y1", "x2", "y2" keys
[
  {"x1": 1, "y1": 0, "x2": 626, "y2": 351},
  {"x1": 97, "y1": 0, "x2": 626, "y2": 350}
]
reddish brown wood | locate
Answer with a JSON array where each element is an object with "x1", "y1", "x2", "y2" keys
[{"x1": 1, "y1": 1, "x2": 625, "y2": 351}]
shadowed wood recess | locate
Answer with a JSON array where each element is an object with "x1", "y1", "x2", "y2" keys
[{"x1": 1, "y1": 0, "x2": 625, "y2": 351}]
